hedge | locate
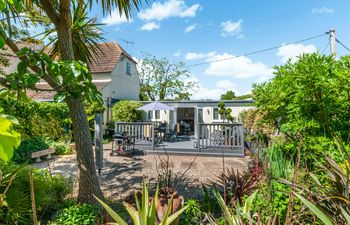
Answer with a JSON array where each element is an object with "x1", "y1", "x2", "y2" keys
[{"x1": 0, "y1": 97, "x2": 70, "y2": 141}]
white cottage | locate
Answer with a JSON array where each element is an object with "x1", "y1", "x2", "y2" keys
[
  {"x1": 141, "y1": 99, "x2": 255, "y2": 138},
  {"x1": 22, "y1": 42, "x2": 140, "y2": 124}
]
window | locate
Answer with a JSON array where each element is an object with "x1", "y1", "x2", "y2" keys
[
  {"x1": 213, "y1": 108, "x2": 223, "y2": 121},
  {"x1": 148, "y1": 111, "x2": 153, "y2": 120},
  {"x1": 155, "y1": 110, "x2": 160, "y2": 119},
  {"x1": 126, "y1": 61, "x2": 131, "y2": 75}
]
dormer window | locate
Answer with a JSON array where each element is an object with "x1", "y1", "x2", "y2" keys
[{"x1": 126, "y1": 61, "x2": 131, "y2": 75}]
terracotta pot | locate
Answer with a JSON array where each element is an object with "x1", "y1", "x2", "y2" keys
[
  {"x1": 69, "y1": 143, "x2": 76, "y2": 151},
  {"x1": 156, "y1": 188, "x2": 184, "y2": 225}
]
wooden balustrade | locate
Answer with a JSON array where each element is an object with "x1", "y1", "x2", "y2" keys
[
  {"x1": 115, "y1": 122, "x2": 155, "y2": 149},
  {"x1": 196, "y1": 123, "x2": 244, "y2": 154}
]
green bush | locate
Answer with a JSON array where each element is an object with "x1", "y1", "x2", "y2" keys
[
  {"x1": 12, "y1": 136, "x2": 50, "y2": 163},
  {"x1": 180, "y1": 199, "x2": 202, "y2": 225},
  {"x1": 54, "y1": 203, "x2": 100, "y2": 225},
  {"x1": 0, "y1": 97, "x2": 70, "y2": 141},
  {"x1": 49, "y1": 141, "x2": 73, "y2": 155},
  {"x1": 112, "y1": 100, "x2": 142, "y2": 122},
  {"x1": 0, "y1": 162, "x2": 69, "y2": 224}
]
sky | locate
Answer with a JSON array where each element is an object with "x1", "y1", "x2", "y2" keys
[{"x1": 90, "y1": 0, "x2": 350, "y2": 100}]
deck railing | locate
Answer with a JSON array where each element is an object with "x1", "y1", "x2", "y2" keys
[
  {"x1": 115, "y1": 122, "x2": 155, "y2": 149},
  {"x1": 196, "y1": 123, "x2": 244, "y2": 154}
]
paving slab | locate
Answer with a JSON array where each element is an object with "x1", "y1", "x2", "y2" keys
[{"x1": 31, "y1": 145, "x2": 250, "y2": 199}]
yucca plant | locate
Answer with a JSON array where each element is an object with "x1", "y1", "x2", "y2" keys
[{"x1": 95, "y1": 179, "x2": 188, "y2": 225}]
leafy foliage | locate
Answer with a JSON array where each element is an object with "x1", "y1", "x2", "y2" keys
[
  {"x1": 12, "y1": 136, "x2": 49, "y2": 163},
  {"x1": 220, "y1": 90, "x2": 236, "y2": 100},
  {"x1": 54, "y1": 203, "x2": 100, "y2": 225},
  {"x1": 218, "y1": 102, "x2": 235, "y2": 122},
  {"x1": 139, "y1": 53, "x2": 198, "y2": 100},
  {"x1": 0, "y1": 110, "x2": 21, "y2": 161},
  {"x1": 180, "y1": 199, "x2": 202, "y2": 225},
  {"x1": 0, "y1": 96, "x2": 70, "y2": 141},
  {"x1": 95, "y1": 178, "x2": 188, "y2": 225},
  {"x1": 0, "y1": 162, "x2": 69, "y2": 224},
  {"x1": 112, "y1": 100, "x2": 142, "y2": 122}
]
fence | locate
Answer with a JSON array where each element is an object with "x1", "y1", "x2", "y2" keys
[
  {"x1": 196, "y1": 123, "x2": 244, "y2": 154},
  {"x1": 115, "y1": 122, "x2": 155, "y2": 149}
]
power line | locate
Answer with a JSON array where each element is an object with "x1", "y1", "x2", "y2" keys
[
  {"x1": 336, "y1": 38, "x2": 350, "y2": 52},
  {"x1": 187, "y1": 33, "x2": 328, "y2": 67},
  {"x1": 322, "y1": 39, "x2": 330, "y2": 54}
]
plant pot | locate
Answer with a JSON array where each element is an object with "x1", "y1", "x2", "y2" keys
[
  {"x1": 156, "y1": 188, "x2": 184, "y2": 225},
  {"x1": 69, "y1": 143, "x2": 76, "y2": 151}
]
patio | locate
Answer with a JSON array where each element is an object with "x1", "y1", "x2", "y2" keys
[{"x1": 32, "y1": 144, "x2": 250, "y2": 199}]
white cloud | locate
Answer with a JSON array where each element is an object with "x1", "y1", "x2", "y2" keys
[
  {"x1": 102, "y1": 9, "x2": 131, "y2": 26},
  {"x1": 173, "y1": 49, "x2": 181, "y2": 57},
  {"x1": 311, "y1": 6, "x2": 335, "y2": 14},
  {"x1": 140, "y1": 22, "x2": 161, "y2": 31},
  {"x1": 185, "y1": 24, "x2": 196, "y2": 33},
  {"x1": 138, "y1": 0, "x2": 200, "y2": 21},
  {"x1": 191, "y1": 80, "x2": 238, "y2": 100},
  {"x1": 204, "y1": 53, "x2": 273, "y2": 79},
  {"x1": 277, "y1": 43, "x2": 317, "y2": 63},
  {"x1": 220, "y1": 19, "x2": 243, "y2": 37},
  {"x1": 215, "y1": 80, "x2": 236, "y2": 90},
  {"x1": 185, "y1": 51, "x2": 216, "y2": 60}
]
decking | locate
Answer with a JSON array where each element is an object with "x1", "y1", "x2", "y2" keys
[{"x1": 114, "y1": 122, "x2": 245, "y2": 157}]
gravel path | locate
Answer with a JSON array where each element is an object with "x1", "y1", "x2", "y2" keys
[{"x1": 31, "y1": 144, "x2": 250, "y2": 199}]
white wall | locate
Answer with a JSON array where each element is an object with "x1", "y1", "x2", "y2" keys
[
  {"x1": 202, "y1": 106, "x2": 255, "y2": 123},
  {"x1": 110, "y1": 58, "x2": 140, "y2": 100}
]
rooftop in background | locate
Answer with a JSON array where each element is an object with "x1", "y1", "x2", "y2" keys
[
  {"x1": 88, "y1": 42, "x2": 137, "y2": 74},
  {"x1": 26, "y1": 80, "x2": 110, "y2": 102}
]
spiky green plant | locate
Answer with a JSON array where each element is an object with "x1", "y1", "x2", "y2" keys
[
  {"x1": 95, "y1": 178, "x2": 188, "y2": 225},
  {"x1": 207, "y1": 190, "x2": 278, "y2": 225}
]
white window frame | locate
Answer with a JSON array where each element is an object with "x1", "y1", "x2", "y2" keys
[
  {"x1": 126, "y1": 61, "x2": 131, "y2": 75},
  {"x1": 147, "y1": 111, "x2": 153, "y2": 120},
  {"x1": 212, "y1": 108, "x2": 224, "y2": 121},
  {"x1": 155, "y1": 110, "x2": 160, "y2": 120}
]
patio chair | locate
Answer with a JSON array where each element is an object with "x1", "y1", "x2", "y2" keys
[
  {"x1": 183, "y1": 123, "x2": 191, "y2": 136},
  {"x1": 165, "y1": 124, "x2": 177, "y2": 142}
]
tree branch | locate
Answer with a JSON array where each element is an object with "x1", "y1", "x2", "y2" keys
[
  {"x1": 0, "y1": 76, "x2": 9, "y2": 88},
  {"x1": 5, "y1": 37, "x2": 61, "y2": 91},
  {"x1": 40, "y1": 0, "x2": 60, "y2": 26}
]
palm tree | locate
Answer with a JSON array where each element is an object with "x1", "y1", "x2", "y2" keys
[{"x1": 0, "y1": 0, "x2": 147, "y2": 203}]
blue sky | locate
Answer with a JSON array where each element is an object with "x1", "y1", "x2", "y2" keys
[{"x1": 91, "y1": 0, "x2": 350, "y2": 99}]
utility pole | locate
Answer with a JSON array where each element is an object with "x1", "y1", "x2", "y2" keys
[{"x1": 329, "y1": 28, "x2": 336, "y2": 56}]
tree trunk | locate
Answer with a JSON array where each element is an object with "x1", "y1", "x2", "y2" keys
[
  {"x1": 55, "y1": 0, "x2": 103, "y2": 203},
  {"x1": 66, "y1": 97, "x2": 104, "y2": 203}
]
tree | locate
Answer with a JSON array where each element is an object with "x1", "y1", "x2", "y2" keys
[
  {"x1": 112, "y1": 100, "x2": 142, "y2": 122},
  {"x1": 0, "y1": 0, "x2": 145, "y2": 203},
  {"x1": 217, "y1": 102, "x2": 234, "y2": 122},
  {"x1": 253, "y1": 53, "x2": 350, "y2": 163},
  {"x1": 220, "y1": 90, "x2": 236, "y2": 100},
  {"x1": 139, "y1": 53, "x2": 198, "y2": 101}
]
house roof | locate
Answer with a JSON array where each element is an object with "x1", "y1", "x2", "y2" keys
[
  {"x1": 88, "y1": 42, "x2": 136, "y2": 74},
  {"x1": 26, "y1": 81, "x2": 111, "y2": 102},
  {"x1": 139, "y1": 100, "x2": 255, "y2": 108}
]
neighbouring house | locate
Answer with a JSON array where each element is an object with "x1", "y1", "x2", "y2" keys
[
  {"x1": 141, "y1": 99, "x2": 255, "y2": 138},
  {"x1": 1, "y1": 42, "x2": 141, "y2": 125}
]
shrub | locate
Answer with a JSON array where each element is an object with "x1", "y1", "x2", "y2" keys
[
  {"x1": 12, "y1": 136, "x2": 50, "y2": 163},
  {"x1": 0, "y1": 97, "x2": 70, "y2": 141},
  {"x1": 54, "y1": 203, "x2": 100, "y2": 225},
  {"x1": 0, "y1": 162, "x2": 69, "y2": 224},
  {"x1": 49, "y1": 141, "x2": 73, "y2": 155},
  {"x1": 112, "y1": 100, "x2": 142, "y2": 122},
  {"x1": 180, "y1": 199, "x2": 202, "y2": 225}
]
